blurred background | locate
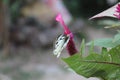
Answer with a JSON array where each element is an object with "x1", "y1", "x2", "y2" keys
[{"x1": 0, "y1": 0, "x2": 119, "y2": 80}]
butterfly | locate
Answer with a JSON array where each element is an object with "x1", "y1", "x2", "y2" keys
[{"x1": 53, "y1": 34, "x2": 70, "y2": 58}]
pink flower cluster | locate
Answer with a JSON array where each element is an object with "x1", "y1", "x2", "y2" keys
[{"x1": 114, "y1": 4, "x2": 120, "y2": 19}]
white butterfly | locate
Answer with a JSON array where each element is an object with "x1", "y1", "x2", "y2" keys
[{"x1": 53, "y1": 34, "x2": 70, "y2": 58}]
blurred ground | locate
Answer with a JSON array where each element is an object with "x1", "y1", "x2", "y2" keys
[
  {"x1": 0, "y1": 47, "x2": 100, "y2": 80},
  {"x1": 0, "y1": 25, "x2": 113, "y2": 80}
]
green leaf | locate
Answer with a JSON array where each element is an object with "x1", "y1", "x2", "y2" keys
[
  {"x1": 80, "y1": 39, "x2": 85, "y2": 56},
  {"x1": 86, "y1": 38, "x2": 120, "y2": 48},
  {"x1": 101, "y1": 47, "x2": 107, "y2": 55},
  {"x1": 87, "y1": 38, "x2": 112, "y2": 47},
  {"x1": 87, "y1": 32, "x2": 120, "y2": 48},
  {"x1": 89, "y1": 41, "x2": 94, "y2": 54},
  {"x1": 113, "y1": 33, "x2": 120, "y2": 42},
  {"x1": 63, "y1": 46, "x2": 120, "y2": 80}
]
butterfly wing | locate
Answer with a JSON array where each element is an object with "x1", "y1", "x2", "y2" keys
[{"x1": 53, "y1": 34, "x2": 70, "y2": 57}]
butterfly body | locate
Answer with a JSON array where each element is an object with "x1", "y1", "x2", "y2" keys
[{"x1": 53, "y1": 34, "x2": 70, "y2": 57}]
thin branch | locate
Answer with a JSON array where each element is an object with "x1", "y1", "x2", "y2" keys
[{"x1": 1, "y1": 0, "x2": 11, "y2": 56}]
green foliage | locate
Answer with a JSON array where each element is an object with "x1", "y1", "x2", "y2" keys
[
  {"x1": 63, "y1": 33, "x2": 120, "y2": 80},
  {"x1": 62, "y1": 2, "x2": 120, "y2": 80},
  {"x1": 113, "y1": 33, "x2": 120, "y2": 42},
  {"x1": 87, "y1": 33, "x2": 120, "y2": 48},
  {"x1": 79, "y1": 39, "x2": 85, "y2": 55},
  {"x1": 2, "y1": 0, "x2": 9, "y2": 5},
  {"x1": 2, "y1": 0, "x2": 24, "y2": 22},
  {"x1": 10, "y1": 0, "x2": 22, "y2": 21}
]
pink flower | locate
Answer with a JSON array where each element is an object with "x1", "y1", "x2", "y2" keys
[
  {"x1": 56, "y1": 14, "x2": 71, "y2": 35},
  {"x1": 55, "y1": 14, "x2": 78, "y2": 56},
  {"x1": 114, "y1": 4, "x2": 120, "y2": 19}
]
